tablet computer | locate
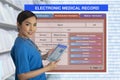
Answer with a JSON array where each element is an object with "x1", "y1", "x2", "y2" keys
[{"x1": 47, "y1": 44, "x2": 67, "y2": 62}]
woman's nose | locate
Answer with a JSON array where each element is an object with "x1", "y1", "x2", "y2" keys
[{"x1": 29, "y1": 26, "x2": 33, "y2": 31}]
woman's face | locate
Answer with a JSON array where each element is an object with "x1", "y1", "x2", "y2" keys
[{"x1": 18, "y1": 16, "x2": 37, "y2": 38}]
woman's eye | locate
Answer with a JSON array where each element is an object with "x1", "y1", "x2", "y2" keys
[{"x1": 26, "y1": 23, "x2": 30, "y2": 26}]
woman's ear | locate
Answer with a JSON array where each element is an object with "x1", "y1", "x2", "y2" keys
[{"x1": 17, "y1": 22, "x2": 20, "y2": 31}]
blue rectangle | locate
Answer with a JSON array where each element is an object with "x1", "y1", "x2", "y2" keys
[
  {"x1": 70, "y1": 54, "x2": 89, "y2": 58},
  {"x1": 70, "y1": 42, "x2": 89, "y2": 46},
  {"x1": 70, "y1": 60, "x2": 89, "y2": 64},
  {"x1": 70, "y1": 37, "x2": 89, "y2": 40},
  {"x1": 24, "y1": 4, "x2": 108, "y2": 11},
  {"x1": 35, "y1": 14, "x2": 53, "y2": 18},
  {"x1": 70, "y1": 49, "x2": 89, "y2": 52}
]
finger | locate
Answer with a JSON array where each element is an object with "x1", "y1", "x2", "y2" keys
[
  {"x1": 47, "y1": 49, "x2": 54, "y2": 55},
  {"x1": 55, "y1": 59, "x2": 60, "y2": 63},
  {"x1": 49, "y1": 49, "x2": 54, "y2": 53}
]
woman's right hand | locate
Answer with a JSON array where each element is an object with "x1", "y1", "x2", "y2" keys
[{"x1": 45, "y1": 60, "x2": 60, "y2": 71}]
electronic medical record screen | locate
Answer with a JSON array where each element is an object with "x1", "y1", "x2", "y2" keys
[{"x1": 32, "y1": 13, "x2": 106, "y2": 72}]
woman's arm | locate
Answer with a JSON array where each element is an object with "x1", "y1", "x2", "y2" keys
[{"x1": 18, "y1": 61, "x2": 59, "y2": 80}]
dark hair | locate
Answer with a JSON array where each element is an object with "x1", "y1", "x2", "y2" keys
[{"x1": 17, "y1": 10, "x2": 37, "y2": 25}]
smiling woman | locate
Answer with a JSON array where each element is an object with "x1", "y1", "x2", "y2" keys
[
  {"x1": 10, "y1": 10, "x2": 59, "y2": 80},
  {"x1": 17, "y1": 15, "x2": 37, "y2": 38}
]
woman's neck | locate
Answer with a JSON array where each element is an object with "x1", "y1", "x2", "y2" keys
[{"x1": 18, "y1": 33, "x2": 29, "y2": 39}]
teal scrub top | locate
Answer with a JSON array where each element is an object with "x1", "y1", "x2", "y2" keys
[{"x1": 11, "y1": 37, "x2": 46, "y2": 80}]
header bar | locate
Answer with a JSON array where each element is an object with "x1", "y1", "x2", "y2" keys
[{"x1": 24, "y1": 4, "x2": 108, "y2": 11}]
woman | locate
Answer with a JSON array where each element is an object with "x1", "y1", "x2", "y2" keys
[{"x1": 11, "y1": 10, "x2": 59, "y2": 80}]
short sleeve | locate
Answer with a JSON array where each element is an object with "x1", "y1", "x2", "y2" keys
[{"x1": 14, "y1": 43, "x2": 30, "y2": 74}]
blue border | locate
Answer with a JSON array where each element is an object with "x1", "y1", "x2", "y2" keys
[{"x1": 24, "y1": 4, "x2": 108, "y2": 11}]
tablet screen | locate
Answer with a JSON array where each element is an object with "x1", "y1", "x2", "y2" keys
[{"x1": 47, "y1": 44, "x2": 67, "y2": 62}]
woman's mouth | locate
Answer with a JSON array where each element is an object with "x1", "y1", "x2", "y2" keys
[{"x1": 28, "y1": 32, "x2": 33, "y2": 35}]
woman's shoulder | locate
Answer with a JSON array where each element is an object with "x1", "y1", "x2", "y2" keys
[{"x1": 14, "y1": 37, "x2": 29, "y2": 48}]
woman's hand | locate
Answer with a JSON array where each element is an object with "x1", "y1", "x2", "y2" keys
[
  {"x1": 45, "y1": 60, "x2": 60, "y2": 71},
  {"x1": 42, "y1": 49, "x2": 54, "y2": 60},
  {"x1": 42, "y1": 53, "x2": 49, "y2": 60}
]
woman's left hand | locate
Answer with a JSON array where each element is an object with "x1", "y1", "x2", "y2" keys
[{"x1": 42, "y1": 49, "x2": 54, "y2": 60}]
